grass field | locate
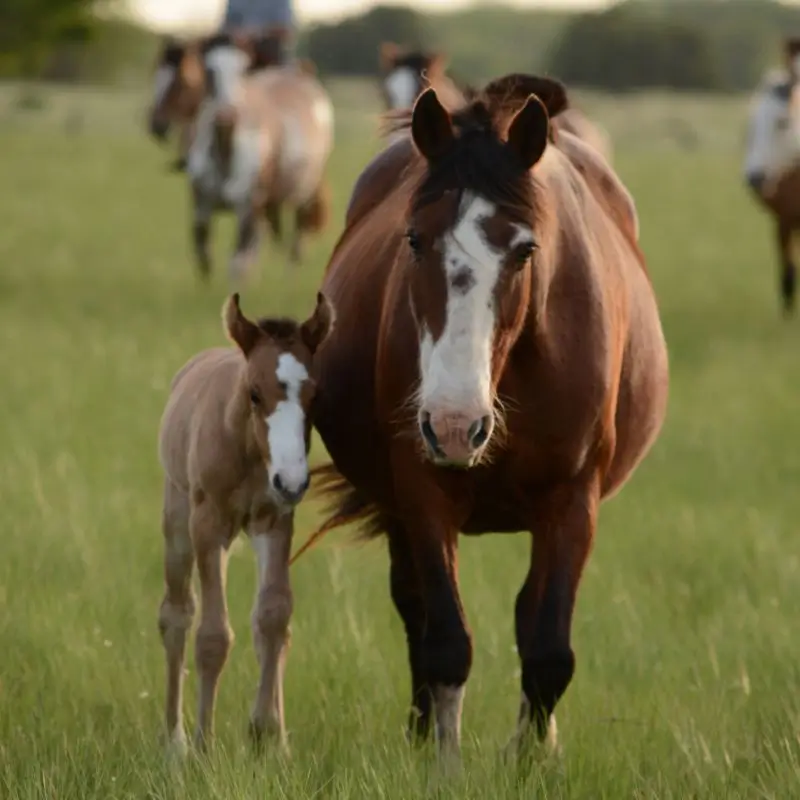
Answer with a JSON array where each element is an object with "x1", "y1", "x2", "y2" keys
[{"x1": 2, "y1": 77, "x2": 800, "y2": 799}]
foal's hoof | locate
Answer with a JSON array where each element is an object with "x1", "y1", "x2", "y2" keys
[
  {"x1": 248, "y1": 720, "x2": 290, "y2": 758},
  {"x1": 170, "y1": 157, "x2": 188, "y2": 173},
  {"x1": 165, "y1": 731, "x2": 189, "y2": 763}
]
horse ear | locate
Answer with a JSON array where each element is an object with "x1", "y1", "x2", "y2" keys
[
  {"x1": 223, "y1": 293, "x2": 261, "y2": 356},
  {"x1": 411, "y1": 88, "x2": 455, "y2": 161},
  {"x1": 506, "y1": 94, "x2": 550, "y2": 171},
  {"x1": 301, "y1": 292, "x2": 336, "y2": 355},
  {"x1": 379, "y1": 41, "x2": 400, "y2": 72}
]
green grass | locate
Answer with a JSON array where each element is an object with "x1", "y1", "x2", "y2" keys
[{"x1": 1, "y1": 79, "x2": 800, "y2": 799}]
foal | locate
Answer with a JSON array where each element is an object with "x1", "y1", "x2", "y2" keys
[{"x1": 157, "y1": 292, "x2": 334, "y2": 753}]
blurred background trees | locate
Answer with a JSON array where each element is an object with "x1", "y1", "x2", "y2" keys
[{"x1": 2, "y1": 0, "x2": 797, "y2": 92}]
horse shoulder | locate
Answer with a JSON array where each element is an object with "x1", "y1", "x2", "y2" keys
[
  {"x1": 556, "y1": 130, "x2": 640, "y2": 246},
  {"x1": 159, "y1": 348, "x2": 242, "y2": 493}
]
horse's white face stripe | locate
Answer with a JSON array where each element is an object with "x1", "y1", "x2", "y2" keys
[
  {"x1": 417, "y1": 193, "x2": 533, "y2": 420},
  {"x1": 265, "y1": 353, "x2": 309, "y2": 498},
  {"x1": 384, "y1": 67, "x2": 420, "y2": 110},
  {"x1": 152, "y1": 66, "x2": 176, "y2": 108},
  {"x1": 204, "y1": 45, "x2": 249, "y2": 108},
  {"x1": 744, "y1": 79, "x2": 800, "y2": 183}
]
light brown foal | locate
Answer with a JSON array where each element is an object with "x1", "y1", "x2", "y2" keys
[{"x1": 157, "y1": 292, "x2": 334, "y2": 754}]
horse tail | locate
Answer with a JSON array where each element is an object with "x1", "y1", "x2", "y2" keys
[
  {"x1": 296, "y1": 177, "x2": 331, "y2": 234},
  {"x1": 289, "y1": 462, "x2": 384, "y2": 565}
]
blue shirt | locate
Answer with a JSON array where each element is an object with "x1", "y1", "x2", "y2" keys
[{"x1": 222, "y1": 0, "x2": 295, "y2": 29}]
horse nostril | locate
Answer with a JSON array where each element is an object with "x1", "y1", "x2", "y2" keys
[
  {"x1": 272, "y1": 474, "x2": 284, "y2": 494},
  {"x1": 420, "y1": 411, "x2": 442, "y2": 455},
  {"x1": 468, "y1": 415, "x2": 492, "y2": 449}
]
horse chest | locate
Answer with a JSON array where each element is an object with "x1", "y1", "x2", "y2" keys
[{"x1": 228, "y1": 470, "x2": 273, "y2": 528}]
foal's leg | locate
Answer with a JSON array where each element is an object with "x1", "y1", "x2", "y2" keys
[
  {"x1": 247, "y1": 511, "x2": 293, "y2": 753},
  {"x1": 777, "y1": 219, "x2": 797, "y2": 316},
  {"x1": 289, "y1": 206, "x2": 303, "y2": 267},
  {"x1": 509, "y1": 480, "x2": 598, "y2": 764},
  {"x1": 192, "y1": 189, "x2": 213, "y2": 280},
  {"x1": 389, "y1": 521, "x2": 473, "y2": 766},
  {"x1": 191, "y1": 498, "x2": 234, "y2": 750},
  {"x1": 229, "y1": 201, "x2": 261, "y2": 284},
  {"x1": 158, "y1": 479, "x2": 195, "y2": 755}
]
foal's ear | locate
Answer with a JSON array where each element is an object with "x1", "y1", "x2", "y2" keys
[
  {"x1": 222, "y1": 293, "x2": 261, "y2": 356},
  {"x1": 506, "y1": 93, "x2": 550, "y2": 171},
  {"x1": 412, "y1": 88, "x2": 455, "y2": 161},
  {"x1": 301, "y1": 292, "x2": 336, "y2": 355}
]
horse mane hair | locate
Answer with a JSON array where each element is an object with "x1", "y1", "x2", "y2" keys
[
  {"x1": 255, "y1": 317, "x2": 300, "y2": 343},
  {"x1": 382, "y1": 73, "x2": 570, "y2": 221}
]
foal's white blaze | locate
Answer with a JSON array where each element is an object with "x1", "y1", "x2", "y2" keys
[
  {"x1": 418, "y1": 193, "x2": 533, "y2": 423},
  {"x1": 266, "y1": 352, "x2": 309, "y2": 499},
  {"x1": 152, "y1": 65, "x2": 176, "y2": 108},
  {"x1": 744, "y1": 74, "x2": 800, "y2": 185},
  {"x1": 384, "y1": 67, "x2": 419, "y2": 109}
]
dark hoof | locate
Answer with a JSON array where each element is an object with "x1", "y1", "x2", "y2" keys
[{"x1": 170, "y1": 157, "x2": 188, "y2": 173}]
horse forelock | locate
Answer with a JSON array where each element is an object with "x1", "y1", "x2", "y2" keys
[
  {"x1": 256, "y1": 317, "x2": 301, "y2": 344},
  {"x1": 407, "y1": 101, "x2": 538, "y2": 224}
]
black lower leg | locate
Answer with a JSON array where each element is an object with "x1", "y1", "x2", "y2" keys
[
  {"x1": 193, "y1": 219, "x2": 211, "y2": 279},
  {"x1": 388, "y1": 531, "x2": 432, "y2": 740},
  {"x1": 782, "y1": 260, "x2": 796, "y2": 314}
]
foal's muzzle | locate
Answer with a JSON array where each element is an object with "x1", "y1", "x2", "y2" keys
[{"x1": 271, "y1": 472, "x2": 310, "y2": 507}]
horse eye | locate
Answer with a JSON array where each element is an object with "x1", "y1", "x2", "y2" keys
[
  {"x1": 406, "y1": 229, "x2": 421, "y2": 256},
  {"x1": 514, "y1": 241, "x2": 537, "y2": 266},
  {"x1": 249, "y1": 389, "x2": 260, "y2": 405}
]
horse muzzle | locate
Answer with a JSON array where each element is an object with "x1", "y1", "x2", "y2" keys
[{"x1": 419, "y1": 409, "x2": 494, "y2": 468}]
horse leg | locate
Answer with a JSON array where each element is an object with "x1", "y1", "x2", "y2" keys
[
  {"x1": 157, "y1": 478, "x2": 195, "y2": 756},
  {"x1": 247, "y1": 511, "x2": 293, "y2": 754},
  {"x1": 230, "y1": 201, "x2": 260, "y2": 284},
  {"x1": 390, "y1": 522, "x2": 472, "y2": 767},
  {"x1": 191, "y1": 498, "x2": 234, "y2": 750},
  {"x1": 265, "y1": 201, "x2": 282, "y2": 244},
  {"x1": 508, "y1": 479, "x2": 598, "y2": 766},
  {"x1": 777, "y1": 218, "x2": 796, "y2": 316},
  {"x1": 289, "y1": 207, "x2": 303, "y2": 267},
  {"x1": 290, "y1": 182, "x2": 330, "y2": 267},
  {"x1": 387, "y1": 524, "x2": 433, "y2": 742},
  {"x1": 171, "y1": 121, "x2": 192, "y2": 172},
  {"x1": 192, "y1": 190, "x2": 213, "y2": 280}
]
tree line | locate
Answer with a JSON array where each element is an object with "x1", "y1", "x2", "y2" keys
[{"x1": 3, "y1": 0, "x2": 799, "y2": 94}]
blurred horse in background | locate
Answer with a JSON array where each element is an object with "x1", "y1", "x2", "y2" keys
[
  {"x1": 378, "y1": 41, "x2": 613, "y2": 163},
  {"x1": 743, "y1": 36, "x2": 800, "y2": 315},
  {"x1": 147, "y1": 36, "x2": 205, "y2": 172},
  {"x1": 176, "y1": 32, "x2": 333, "y2": 282}
]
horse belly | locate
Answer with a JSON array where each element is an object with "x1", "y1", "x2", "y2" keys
[{"x1": 602, "y1": 285, "x2": 669, "y2": 499}]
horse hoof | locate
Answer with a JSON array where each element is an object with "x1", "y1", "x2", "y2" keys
[
  {"x1": 165, "y1": 731, "x2": 189, "y2": 762},
  {"x1": 248, "y1": 720, "x2": 290, "y2": 758},
  {"x1": 171, "y1": 158, "x2": 188, "y2": 173}
]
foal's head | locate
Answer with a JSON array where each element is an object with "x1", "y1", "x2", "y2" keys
[
  {"x1": 744, "y1": 57, "x2": 800, "y2": 195},
  {"x1": 148, "y1": 38, "x2": 203, "y2": 140},
  {"x1": 400, "y1": 77, "x2": 565, "y2": 468},
  {"x1": 223, "y1": 293, "x2": 335, "y2": 508},
  {"x1": 379, "y1": 42, "x2": 448, "y2": 110}
]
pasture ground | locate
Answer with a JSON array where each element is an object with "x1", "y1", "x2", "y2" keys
[{"x1": 1, "y1": 78, "x2": 799, "y2": 799}]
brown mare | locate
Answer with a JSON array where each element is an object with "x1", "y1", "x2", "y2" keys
[
  {"x1": 184, "y1": 33, "x2": 333, "y2": 282},
  {"x1": 378, "y1": 41, "x2": 613, "y2": 163},
  {"x1": 157, "y1": 292, "x2": 334, "y2": 754},
  {"x1": 295, "y1": 74, "x2": 668, "y2": 766},
  {"x1": 744, "y1": 37, "x2": 800, "y2": 315},
  {"x1": 148, "y1": 36, "x2": 205, "y2": 173}
]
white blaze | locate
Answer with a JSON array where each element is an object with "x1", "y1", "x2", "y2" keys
[
  {"x1": 204, "y1": 44, "x2": 249, "y2": 108},
  {"x1": 744, "y1": 74, "x2": 800, "y2": 183},
  {"x1": 265, "y1": 352, "x2": 309, "y2": 497},
  {"x1": 384, "y1": 67, "x2": 420, "y2": 109},
  {"x1": 417, "y1": 193, "x2": 533, "y2": 419}
]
